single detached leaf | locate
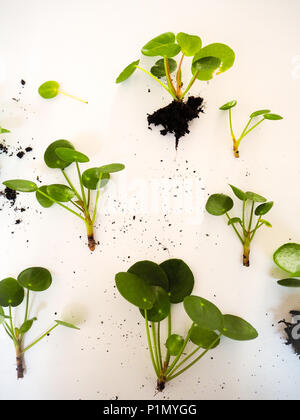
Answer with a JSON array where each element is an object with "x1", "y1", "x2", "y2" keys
[
  {"x1": 176, "y1": 32, "x2": 202, "y2": 56},
  {"x1": 47, "y1": 184, "x2": 75, "y2": 202},
  {"x1": 115, "y1": 272, "x2": 156, "y2": 310},
  {"x1": 0, "y1": 127, "x2": 10, "y2": 134},
  {"x1": 220, "y1": 314, "x2": 258, "y2": 341},
  {"x1": 17, "y1": 267, "x2": 52, "y2": 292},
  {"x1": 277, "y1": 278, "x2": 300, "y2": 287},
  {"x1": 116, "y1": 60, "x2": 140, "y2": 84},
  {"x1": 97, "y1": 163, "x2": 125, "y2": 173},
  {"x1": 264, "y1": 113, "x2": 283, "y2": 120},
  {"x1": 229, "y1": 184, "x2": 246, "y2": 201},
  {"x1": 273, "y1": 243, "x2": 300, "y2": 276},
  {"x1": 38, "y1": 81, "x2": 60, "y2": 99},
  {"x1": 192, "y1": 56, "x2": 221, "y2": 81},
  {"x1": 255, "y1": 201, "x2": 273, "y2": 216},
  {"x1": 219, "y1": 100, "x2": 237, "y2": 111},
  {"x1": 82, "y1": 168, "x2": 110, "y2": 190},
  {"x1": 192, "y1": 43, "x2": 235, "y2": 79},
  {"x1": 206, "y1": 194, "x2": 234, "y2": 216},
  {"x1": 190, "y1": 325, "x2": 220, "y2": 349},
  {"x1": 3, "y1": 180, "x2": 37, "y2": 192},
  {"x1": 245, "y1": 191, "x2": 266, "y2": 203},
  {"x1": 44, "y1": 139, "x2": 75, "y2": 169},
  {"x1": 160, "y1": 259, "x2": 194, "y2": 303},
  {"x1": 150, "y1": 58, "x2": 177, "y2": 78},
  {"x1": 0, "y1": 278, "x2": 24, "y2": 307},
  {"x1": 141, "y1": 32, "x2": 181, "y2": 57},
  {"x1": 128, "y1": 261, "x2": 168, "y2": 291},
  {"x1": 140, "y1": 286, "x2": 170, "y2": 322},
  {"x1": 260, "y1": 219, "x2": 272, "y2": 227},
  {"x1": 184, "y1": 296, "x2": 223, "y2": 331},
  {"x1": 55, "y1": 320, "x2": 80, "y2": 330},
  {"x1": 55, "y1": 147, "x2": 89, "y2": 164},
  {"x1": 36, "y1": 186, "x2": 54, "y2": 208},
  {"x1": 250, "y1": 109, "x2": 271, "y2": 118},
  {"x1": 19, "y1": 317, "x2": 37, "y2": 334},
  {"x1": 165, "y1": 334, "x2": 184, "y2": 356},
  {"x1": 227, "y1": 217, "x2": 242, "y2": 226}
]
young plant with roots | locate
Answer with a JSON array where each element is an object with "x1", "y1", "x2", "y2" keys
[
  {"x1": 116, "y1": 32, "x2": 235, "y2": 149},
  {"x1": 0, "y1": 267, "x2": 79, "y2": 379},
  {"x1": 206, "y1": 184, "x2": 273, "y2": 266},
  {"x1": 115, "y1": 259, "x2": 258, "y2": 391},
  {"x1": 3, "y1": 140, "x2": 125, "y2": 251}
]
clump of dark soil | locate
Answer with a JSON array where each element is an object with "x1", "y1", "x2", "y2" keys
[
  {"x1": 0, "y1": 187, "x2": 18, "y2": 206},
  {"x1": 147, "y1": 96, "x2": 204, "y2": 149},
  {"x1": 279, "y1": 310, "x2": 300, "y2": 356}
]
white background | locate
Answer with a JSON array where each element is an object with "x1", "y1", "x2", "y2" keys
[{"x1": 0, "y1": 0, "x2": 299, "y2": 400}]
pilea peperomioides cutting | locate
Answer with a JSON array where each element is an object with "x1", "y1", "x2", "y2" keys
[
  {"x1": 3, "y1": 140, "x2": 125, "y2": 251},
  {"x1": 0, "y1": 267, "x2": 79, "y2": 379},
  {"x1": 38, "y1": 81, "x2": 88, "y2": 104},
  {"x1": 115, "y1": 259, "x2": 258, "y2": 391},
  {"x1": 206, "y1": 185, "x2": 273, "y2": 266},
  {"x1": 116, "y1": 32, "x2": 235, "y2": 149},
  {"x1": 219, "y1": 100, "x2": 283, "y2": 158}
]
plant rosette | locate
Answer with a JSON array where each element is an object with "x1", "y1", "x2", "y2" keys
[
  {"x1": 0, "y1": 267, "x2": 79, "y2": 379},
  {"x1": 116, "y1": 32, "x2": 235, "y2": 149},
  {"x1": 206, "y1": 184, "x2": 273, "y2": 266},
  {"x1": 3, "y1": 140, "x2": 125, "y2": 251},
  {"x1": 115, "y1": 258, "x2": 258, "y2": 391},
  {"x1": 219, "y1": 100, "x2": 283, "y2": 158}
]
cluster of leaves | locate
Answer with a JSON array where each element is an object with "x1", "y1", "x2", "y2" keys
[
  {"x1": 206, "y1": 185, "x2": 273, "y2": 266},
  {"x1": 116, "y1": 32, "x2": 235, "y2": 101},
  {"x1": 115, "y1": 259, "x2": 258, "y2": 390},
  {"x1": 273, "y1": 243, "x2": 300, "y2": 287},
  {"x1": 219, "y1": 100, "x2": 283, "y2": 158},
  {"x1": 38, "y1": 81, "x2": 88, "y2": 104},
  {"x1": 0, "y1": 267, "x2": 79, "y2": 378},
  {"x1": 3, "y1": 140, "x2": 125, "y2": 251}
]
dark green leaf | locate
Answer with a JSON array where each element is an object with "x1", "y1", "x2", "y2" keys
[
  {"x1": 140, "y1": 286, "x2": 170, "y2": 322},
  {"x1": 116, "y1": 60, "x2": 140, "y2": 84},
  {"x1": 245, "y1": 191, "x2": 266, "y2": 202},
  {"x1": 115, "y1": 272, "x2": 156, "y2": 310},
  {"x1": 47, "y1": 184, "x2": 75, "y2": 202},
  {"x1": 141, "y1": 32, "x2": 181, "y2": 57},
  {"x1": 165, "y1": 334, "x2": 184, "y2": 356},
  {"x1": 219, "y1": 100, "x2": 237, "y2": 110},
  {"x1": 255, "y1": 201, "x2": 273, "y2": 216},
  {"x1": 128, "y1": 261, "x2": 168, "y2": 291},
  {"x1": 273, "y1": 243, "x2": 300, "y2": 276},
  {"x1": 3, "y1": 180, "x2": 37, "y2": 192},
  {"x1": 250, "y1": 109, "x2": 271, "y2": 118},
  {"x1": 55, "y1": 320, "x2": 80, "y2": 330},
  {"x1": 17, "y1": 267, "x2": 52, "y2": 292},
  {"x1": 97, "y1": 163, "x2": 125, "y2": 173},
  {"x1": 82, "y1": 168, "x2": 110, "y2": 190},
  {"x1": 44, "y1": 140, "x2": 75, "y2": 169},
  {"x1": 19, "y1": 317, "x2": 37, "y2": 334},
  {"x1": 160, "y1": 259, "x2": 194, "y2": 303},
  {"x1": 55, "y1": 147, "x2": 89, "y2": 164},
  {"x1": 38, "y1": 81, "x2": 59, "y2": 99},
  {"x1": 184, "y1": 296, "x2": 223, "y2": 331},
  {"x1": 227, "y1": 217, "x2": 242, "y2": 226},
  {"x1": 150, "y1": 58, "x2": 177, "y2": 78},
  {"x1": 220, "y1": 314, "x2": 258, "y2": 341},
  {"x1": 176, "y1": 32, "x2": 202, "y2": 56},
  {"x1": 0, "y1": 278, "x2": 24, "y2": 307},
  {"x1": 36, "y1": 186, "x2": 54, "y2": 208},
  {"x1": 206, "y1": 194, "x2": 234, "y2": 216},
  {"x1": 192, "y1": 43, "x2": 235, "y2": 80},
  {"x1": 264, "y1": 113, "x2": 283, "y2": 120},
  {"x1": 192, "y1": 56, "x2": 221, "y2": 81},
  {"x1": 229, "y1": 184, "x2": 246, "y2": 201},
  {"x1": 277, "y1": 278, "x2": 300, "y2": 287},
  {"x1": 190, "y1": 325, "x2": 220, "y2": 349}
]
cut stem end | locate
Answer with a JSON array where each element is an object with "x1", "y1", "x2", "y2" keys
[{"x1": 16, "y1": 344, "x2": 24, "y2": 379}]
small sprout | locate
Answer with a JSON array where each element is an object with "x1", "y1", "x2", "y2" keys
[
  {"x1": 0, "y1": 267, "x2": 79, "y2": 379},
  {"x1": 206, "y1": 184, "x2": 273, "y2": 267},
  {"x1": 220, "y1": 100, "x2": 283, "y2": 158},
  {"x1": 273, "y1": 243, "x2": 300, "y2": 287},
  {"x1": 38, "y1": 81, "x2": 88, "y2": 104},
  {"x1": 3, "y1": 140, "x2": 125, "y2": 251},
  {"x1": 115, "y1": 258, "x2": 257, "y2": 391}
]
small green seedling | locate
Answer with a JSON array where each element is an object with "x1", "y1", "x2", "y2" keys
[
  {"x1": 273, "y1": 243, "x2": 300, "y2": 287},
  {"x1": 115, "y1": 259, "x2": 258, "y2": 391},
  {"x1": 3, "y1": 140, "x2": 125, "y2": 251},
  {"x1": 219, "y1": 100, "x2": 283, "y2": 158},
  {"x1": 0, "y1": 267, "x2": 79, "y2": 379},
  {"x1": 206, "y1": 184, "x2": 273, "y2": 266},
  {"x1": 38, "y1": 81, "x2": 88, "y2": 104}
]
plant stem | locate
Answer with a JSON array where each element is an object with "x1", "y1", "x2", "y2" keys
[
  {"x1": 76, "y1": 162, "x2": 88, "y2": 212},
  {"x1": 163, "y1": 57, "x2": 177, "y2": 99},
  {"x1": 165, "y1": 325, "x2": 193, "y2": 376},
  {"x1": 157, "y1": 322, "x2": 163, "y2": 372},
  {"x1": 242, "y1": 118, "x2": 265, "y2": 137},
  {"x1": 247, "y1": 201, "x2": 255, "y2": 232},
  {"x1": 168, "y1": 345, "x2": 201, "y2": 376},
  {"x1": 164, "y1": 310, "x2": 172, "y2": 368},
  {"x1": 151, "y1": 322, "x2": 160, "y2": 372},
  {"x1": 24, "y1": 290, "x2": 30, "y2": 324},
  {"x1": 180, "y1": 71, "x2": 199, "y2": 100},
  {"x1": 22, "y1": 324, "x2": 58, "y2": 354},
  {"x1": 136, "y1": 66, "x2": 176, "y2": 99},
  {"x1": 229, "y1": 109, "x2": 239, "y2": 158},
  {"x1": 37, "y1": 189, "x2": 85, "y2": 221},
  {"x1": 92, "y1": 174, "x2": 103, "y2": 224},
  {"x1": 57, "y1": 90, "x2": 88, "y2": 104},
  {"x1": 144, "y1": 311, "x2": 159, "y2": 378},
  {"x1": 250, "y1": 216, "x2": 262, "y2": 242},
  {"x1": 61, "y1": 169, "x2": 82, "y2": 202},
  {"x1": 225, "y1": 212, "x2": 244, "y2": 244},
  {"x1": 16, "y1": 341, "x2": 24, "y2": 379},
  {"x1": 9, "y1": 305, "x2": 17, "y2": 346},
  {"x1": 176, "y1": 54, "x2": 184, "y2": 96},
  {"x1": 70, "y1": 200, "x2": 83, "y2": 212},
  {"x1": 85, "y1": 218, "x2": 96, "y2": 251}
]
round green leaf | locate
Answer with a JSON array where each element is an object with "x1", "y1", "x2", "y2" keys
[
  {"x1": 192, "y1": 43, "x2": 235, "y2": 79},
  {"x1": 206, "y1": 194, "x2": 234, "y2": 216},
  {"x1": 184, "y1": 296, "x2": 223, "y2": 331},
  {"x1": 55, "y1": 320, "x2": 80, "y2": 330},
  {"x1": 97, "y1": 163, "x2": 125, "y2": 173},
  {"x1": 19, "y1": 317, "x2": 37, "y2": 334},
  {"x1": 176, "y1": 32, "x2": 202, "y2": 56},
  {"x1": 151, "y1": 58, "x2": 177, "y2": 78},
  {"x1": 250, "y1": 109, "x2": 271, "y2": 118},
  {"x1": 190, "y1": 325, "x2": 220, "y2": 349},
  {"x1": 55, "y1": 147, "x2": 89, "y2": 164},
  {"x1": 3, "y1": 180, "x2": 37, "y2": 192},
  {"x1": 245, "y1": 191, "x2": 266, "y2": 202},
  {"x1": 192, "y1": 56, "x2": 221, "y2": 81},
  {"x1": 141, "y1": 32, "x2": 181, "y2": 57},
  {"x1": 115, "y1": 272, "x2": 156, "y2": 310},
  {"x1": 255, "y1": 201, "x2": 273, "y2": 216},
  {"x1": 0, "y1": 278, "x2": 24, "y2": 307},
  {"x1": 36, "y1": 186, "x2": 54, "y2": 208},
  {"x1": 277, "y1": 278, "x2": 300, "y2": 287},
  {"x1": 44, "y1": 140, "x2": 75, "y2": 169},
  {"x1": 220, "y1": 314, "x2": 258, "y2": 341},
  {"x1": 140, "y1": 286, "x2": 170, "y2": 322},
  {"x1": 17, "y1": 267, "x2": 52, "y2": 292},
  {"x1": 116, "y1": 60, "x2": 140, "y2": 84},
  {"x1": 128, "y1": 261, "x2": 168, "y2": 291},
  {"x1": 229, "y1": 184, "x2": 246, "y2": 201},
  {"x1": 38, "y1": 81, "x2": 59, "y2": 99},
  {"x1": 82, "y1": 168, "x2": 110, "y2": 190},
  {"x1": 264, "y1": 113, "x2": 283, "y2": 120},
  {"x1": 165, "y1": 334, "x2": 184, "y2": 356},
  {"x1": 273, "y1": 243, "x2": 300, "y2": 276},
  {"x1": 219, "y1": 100, "x2": 237, "y2": 111},
  {"x1": 47, "y1": 184, "x2": 75, "y2": 202},
  {"x1": 160, "y1": 259, "x2": 194, "y2": 303}
]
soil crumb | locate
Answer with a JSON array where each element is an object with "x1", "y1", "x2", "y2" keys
[
  {"x1": 147, "y1": 96, "x2": 204, "y2": 149},
  {"x1": 0, "y1": 188, "x2": 18, "y2": 206},
  {"x1": 279, "y1": 310, "x2": 300, "y2": 356}
]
